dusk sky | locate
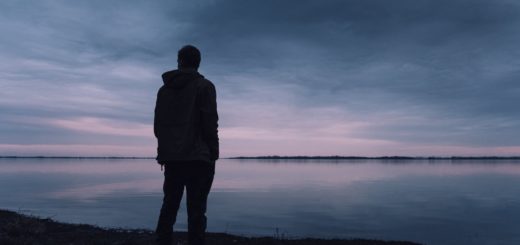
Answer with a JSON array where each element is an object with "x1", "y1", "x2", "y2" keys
[{"x1": 1, "y1": 0, "x2": 520, "y2": 157}]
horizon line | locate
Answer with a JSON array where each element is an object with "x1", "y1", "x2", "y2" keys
[{"x1": 2, "y1": 155, "x2": 520, "y2": 160}]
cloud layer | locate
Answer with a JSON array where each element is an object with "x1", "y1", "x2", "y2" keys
[{"x1": 1, "y1": 0, "x2": 520, "y2": 156}]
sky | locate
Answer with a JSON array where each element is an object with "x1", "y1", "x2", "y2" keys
[{"x1": 1, "y1": 0, "x2": 520, "y2": 157}]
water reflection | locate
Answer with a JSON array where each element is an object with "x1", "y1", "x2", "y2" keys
[{"x1": 1, "y1": 158, "x2": 520, "y2": 245}]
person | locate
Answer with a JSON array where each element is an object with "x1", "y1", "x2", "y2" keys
[{"x1": 154, "y1": 45, "x2": 219, "y2": 245}]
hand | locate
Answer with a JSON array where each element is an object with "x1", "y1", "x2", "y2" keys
[{"x1": 157, "y1": 161, "x2": 165, "y2": 171}]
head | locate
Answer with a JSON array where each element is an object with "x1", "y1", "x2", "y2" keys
[{"x1": 177, "y1": 45, "x2": 201, "y2": 70}]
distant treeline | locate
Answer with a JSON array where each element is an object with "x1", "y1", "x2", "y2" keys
[
  {"x1": 2, "y1": 155, "x2": 520, "y2": 160},
  {"x1": 230, "y1": 155, "x2": 520, "y2": 160},
  {"x1": 0, "y1": 156, "x2": 154, "y2": 159}
]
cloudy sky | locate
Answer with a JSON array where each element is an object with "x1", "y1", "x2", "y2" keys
[{"x1": 1, "y1": 0, "x2": 520, "y2": 157}]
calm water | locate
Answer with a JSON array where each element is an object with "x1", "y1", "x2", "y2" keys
[{"x1": 1, "y1": 158, "x2": 519, "y2": 245}]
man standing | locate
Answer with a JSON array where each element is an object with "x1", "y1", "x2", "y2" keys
[{"x1": 154, "y1": 45, "x2": 219, "y2": 245}]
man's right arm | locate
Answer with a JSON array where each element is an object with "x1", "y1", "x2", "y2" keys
[{"x1": 200, "y1": 81, "x2": 219, "y2": 161}]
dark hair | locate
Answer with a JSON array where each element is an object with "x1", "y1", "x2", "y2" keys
[{"x1": 177, "y1": 45, "x2": 201, "y2": 69}]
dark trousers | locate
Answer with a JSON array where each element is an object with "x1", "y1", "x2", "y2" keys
[{"x1": 156, "y1": 161, "x2": 215, "y2": 245}]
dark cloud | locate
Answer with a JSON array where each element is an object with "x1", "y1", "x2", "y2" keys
[{"x1": 192, "y1": 1, "x2": 520, "y2": 147}]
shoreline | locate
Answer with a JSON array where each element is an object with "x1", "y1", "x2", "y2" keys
[
  {"x1": 2, "y1": 155, "x2": 520, "y2": 160},
  {"x1": 0, "y1": 209, "x2": 421, "y2": 245}
]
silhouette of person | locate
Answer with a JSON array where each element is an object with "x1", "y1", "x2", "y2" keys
[{"x1": 154, "y1": 45, "x2": 219, "y2": 245}]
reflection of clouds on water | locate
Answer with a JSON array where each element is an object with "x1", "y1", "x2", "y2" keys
[
  {"x1": 215, "y1": 160, "x2": 520, "y2": 190},
  {"x1": 2, "y1": 158, "x2": 520, "y2": 245},
  {"x1": 3, "y1": 159, "x2": 520, "y2": 195},
  {"x1": 0, "y1": 158, "x2": 159, "y2": 174},
  {"x1": 49, "y1": 178, "x2": 161, "y2": 200}
]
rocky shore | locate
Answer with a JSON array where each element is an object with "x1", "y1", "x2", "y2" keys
[{"x1": 0, "y1": 209, "x2": 421, "y2": 245}]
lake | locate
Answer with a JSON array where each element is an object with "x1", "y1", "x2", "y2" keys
[{"x1": 0, "y1": 158, "x2": 519, "y2": 245}]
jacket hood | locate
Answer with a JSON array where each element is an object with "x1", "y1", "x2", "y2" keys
[{"x1": 162, "y1": 69, "x2": 204, "y2": 89}]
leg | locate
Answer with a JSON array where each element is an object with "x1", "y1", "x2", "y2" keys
[
  {"x1": 156, "y1": 164, "x2": 186, "y2": 245},
  {"x1": 186, "y1": 162, "x2": 215, "y2": 245}
]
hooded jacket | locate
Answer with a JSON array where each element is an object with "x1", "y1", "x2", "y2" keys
[{"x1": 154, "y1": 69, "x2": 219, "y2": 163}]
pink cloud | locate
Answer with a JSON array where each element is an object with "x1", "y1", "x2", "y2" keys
[
  {"x1": 46, "y1": 117, "x2": 153, "y2": 137},
  {"x1": 0, "y1": 144, "x2": 154, "y2": 157}
]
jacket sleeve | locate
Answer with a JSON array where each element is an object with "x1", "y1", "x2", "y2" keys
[
  {"x1": 200, "y1": 81, "x2": 219, "y2": 161},
  {"x1": 153, "y1": 87, "x2": 164, "y2": 162},
  {"x1": 153, "y1": 87, "x2": 163, "y2": 139}
]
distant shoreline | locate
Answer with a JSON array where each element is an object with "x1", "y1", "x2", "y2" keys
[
  {"x1": 0, "y1": 156, "x2": 154, "y2": 159},
  {"x1": 230, "y1": 156, "x2": 520, "y2": 160},
  {"x1": 1, "y1": 155, "x2": 520, "y2": 160}
]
